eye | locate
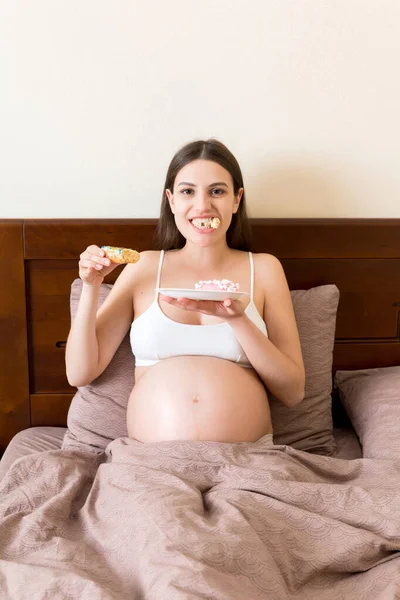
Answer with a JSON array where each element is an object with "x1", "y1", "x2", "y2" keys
[
  {"x1": 181, "y1": 189, "x2": 193, "y2": 195},
  {"x1": 211, "y1": 188, "x2": 225, "y2": 195}
]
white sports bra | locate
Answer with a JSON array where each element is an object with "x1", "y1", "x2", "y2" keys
[{"x1": 130, "y1": 250, "x2": 268, "y2": 368}]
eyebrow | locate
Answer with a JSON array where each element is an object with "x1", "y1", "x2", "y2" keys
[{"x1": 177, "y1": 181, "x2": 229, "y2": 188}]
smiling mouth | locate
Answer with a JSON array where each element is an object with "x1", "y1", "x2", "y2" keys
[{"x1": 190, "y1": 217, "x2": 221, "y2": 230}]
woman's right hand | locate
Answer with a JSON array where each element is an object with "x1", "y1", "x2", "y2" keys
[{"x1": 79, "y1": 245, "x2": 120, "y2": 286}]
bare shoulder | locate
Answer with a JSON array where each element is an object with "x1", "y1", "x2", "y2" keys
[
  {"x1": 97, "y1": 250, "x2": 162, "y2": 310},
  {"x1": 252, "y1": 253, "x2": 292, "y2": 315},
  {"x1": 127, "y1": 249, "x2": 161, "y2": 269},
  {"x1": 136, "y1": 249, "x2": 162, "y2": 263},
  {"x1": 252, "y1": 252, "x2": 286, "y2": 284},
  {"x1": 115, "y1": 250, "x2": 161, "y2": 281}
]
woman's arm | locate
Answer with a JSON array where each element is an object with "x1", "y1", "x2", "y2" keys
[
  {"x1": 229, "y1": 254, "x2": 305, "y2": 407},
  {"x1": 66, "y1": 252, "x2": 138, "y2": 387},
  {"x1": 229, "y1": 318, "x2": 305, "y2": 407}
]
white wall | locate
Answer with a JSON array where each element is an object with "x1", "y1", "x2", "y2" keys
[{"x1": 1, "y1": 0, "x2": 399, "y2": 218}]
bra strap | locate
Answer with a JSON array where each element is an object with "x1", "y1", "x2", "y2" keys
[
  {"x1": 154, "y1": 250, "x2": 165, "y2": 300},
  {"x1": 249, "y1": 252, "x2": 255, "y2": 302}
]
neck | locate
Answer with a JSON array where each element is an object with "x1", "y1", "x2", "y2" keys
[{"x1": 179, "y1": 238, "x2": 233, "y2": 269}]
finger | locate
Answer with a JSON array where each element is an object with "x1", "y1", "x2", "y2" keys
[
  {"x1": 160, "y1": 297, "x2": 199, "y2": 312},
  {"x1": 159, "y1": 295, "x2": 188, "y2": 308},
  {"x1": 178, "y1": 299, "x2": 218, "y2": 313},
  {"x1": 80, "y1": 250, "x2": 109, "y2": 266},
  {"x1": 177, "y1": 298, "x2": 200, "y2": 309},
  {"x1": 80, "y1": 259, "x2": 104, "y2": 270},
  {"x1": 82, "y1": 266, "x2": 96, "y2": 279},
  {"x1": 160, "y1": 296, "x2": 202, "y2": 312},
  {"x1": 88, "y1": 245, "x2": 105, "y2": 256},
  {"x1": 159, "y1": 293, "x2": 174, "y2": 302},
  {"x1": 88, "y1": 253, "x2": 110, "y2": 266}
]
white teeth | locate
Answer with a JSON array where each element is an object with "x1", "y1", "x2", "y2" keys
[{"x1": 191, "y1": 217, "x2": 220, "y2": 229}]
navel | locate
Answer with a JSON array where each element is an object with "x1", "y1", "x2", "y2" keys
[{"x1": 192, "y1": 396, "x2": 199, "y2": 404}]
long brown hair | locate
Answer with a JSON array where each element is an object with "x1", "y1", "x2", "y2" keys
[{"x1": 154, "y1": 138, "x2": 252, "y2": 250}]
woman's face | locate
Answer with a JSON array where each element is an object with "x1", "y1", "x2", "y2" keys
[{"x1": 166, "y1": 159, "x2": 243, "y2": 246}]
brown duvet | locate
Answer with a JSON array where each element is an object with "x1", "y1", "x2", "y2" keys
[{"x1": 0, "y1": 435, "x2": 400, "y2": 599}]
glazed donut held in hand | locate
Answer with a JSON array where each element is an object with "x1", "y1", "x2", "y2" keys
[
  {"x1": 101, "y1": 245, "x2": 140, "y2": 264},
  {"x1": 78, "y1": 245, "x2": 139, "y2": 286}
]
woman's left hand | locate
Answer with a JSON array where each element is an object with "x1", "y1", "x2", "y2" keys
[{"x1": 159, "y1": 294, "x2": 246, "y2": 320}]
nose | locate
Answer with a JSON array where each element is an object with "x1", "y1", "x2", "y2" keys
[{"x1": 194, "y1": 190, "x2": 212, "y2": 211}]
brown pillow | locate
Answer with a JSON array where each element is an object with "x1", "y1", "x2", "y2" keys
[
  {"x1": 269, "y1": 284, "x2": 339, "y2": 455},
  {"x1": 335, "y1": 366, "x2": 400, "y2": 460},
  {"x1": 63, "y1": 280, "x2": 339, "y2": 455}
]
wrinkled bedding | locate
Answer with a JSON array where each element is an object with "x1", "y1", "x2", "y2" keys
[
  {"x1": 1, "y1": 435, "x2": 400, "y2": 599},
  {"x1": 0, "y1": 426, "x2": 363, "y2": 484}
]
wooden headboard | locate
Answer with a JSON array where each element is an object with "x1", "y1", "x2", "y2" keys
[{"x1": 1, "y1": 218, "x2": 400, "y2": 452}]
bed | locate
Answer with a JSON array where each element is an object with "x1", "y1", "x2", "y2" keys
[{"x1": 0, "y1": 218, "x2": 400, "y2": 599}]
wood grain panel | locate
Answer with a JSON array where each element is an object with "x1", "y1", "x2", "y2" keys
[
  {"x1": 281, "y1": 259, "x2": 400, "y2": 339},
  {"x1": 333, "y1": 341, "x2": 400, "y2": 371},
  {"x1": 24, "y1": 218, "x2": 400, "y2": 259},
  {"x1": 27, "y1": 260, "x2": 124, "y2": 392},
  {"x1": 30, "y1": 394, "x2": 73, "y2": 426},
  {"x1": 24, "y1": 219, "x2": 157, "y2": 259},
  {"x1": 251, "y1": 219, "x2": 400, "y2": 258},
  {"x1": 0, "y1": 221, "x2": 30, "y2": 452},
  {"x1": 27, "y1": 261, "x2": 76, "y2": 393}
]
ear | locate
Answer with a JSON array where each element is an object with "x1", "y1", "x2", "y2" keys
[
  {"x1": 232, "y1": 187, "x2": 244, "y2": 214},
  {"x1": 166, "y1": 189, "x2": 175, "y2": 214}
]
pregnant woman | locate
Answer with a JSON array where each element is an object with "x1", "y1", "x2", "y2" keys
[{"x1": 66, "y1": 138, "x2": 305, "y2": 443}]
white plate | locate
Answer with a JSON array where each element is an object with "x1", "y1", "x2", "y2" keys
[{"x1": 156, "y1": 288, "x2": 248, "y2": 301}]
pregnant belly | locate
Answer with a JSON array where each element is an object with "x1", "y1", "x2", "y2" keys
[{"x1": 126, "y1": 356, "x2": 272, "y2": 443}]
